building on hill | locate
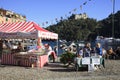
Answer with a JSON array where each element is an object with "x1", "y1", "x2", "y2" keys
[
  {"x1": 69, "y1": 13, "x2": 88, "y2": 20},
  {"x1": 0, "y1": 8, "x2": 26, "y2": 23}
]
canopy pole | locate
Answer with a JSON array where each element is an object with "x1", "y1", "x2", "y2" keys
[
  {"x1": 37, "y1": 37, "x2": 42, "y2": 68},
  {"x1": 37, "y1": 37, "x2": 41, "y2": 46},
  {"x1": 37, "y1": 37, "x2": 42, "y2": 50},
  {"x1": 56, "y1": 38, "x2": 59, "y2": 62}
]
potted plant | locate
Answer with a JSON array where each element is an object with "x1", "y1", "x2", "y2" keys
[{"x1": 60, "y1": 51, "x2": 76, "y2": 66}]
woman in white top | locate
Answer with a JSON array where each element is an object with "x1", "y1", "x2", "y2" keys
[
  {"x1": 44, "y1": 43, "x2": 52, "y2": 56},
  {"x1": 44, "y1": 43, "x2": 57, "y2": 62}
]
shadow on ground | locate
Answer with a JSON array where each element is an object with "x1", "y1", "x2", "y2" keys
[
  {"x1": 46, "y1": 62, "x2": 88, "y2": 72},
  {"x1": 0, "y1": 65, "x2": 6, "y2": 68}
]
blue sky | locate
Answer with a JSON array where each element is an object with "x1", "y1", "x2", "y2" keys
[{"x1": 0, "y1": 0, "x2": 120, "y2": 27}]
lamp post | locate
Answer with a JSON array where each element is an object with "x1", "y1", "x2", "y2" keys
[
  {"x1": 112, "y1": 0, "x2": 115, "y2": 49},
  {"x1": 112, "y1": 0, "x2": 115, "y2": 38}
]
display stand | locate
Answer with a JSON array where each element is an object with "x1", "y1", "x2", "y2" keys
[
  {"x1": 82, "y1": 57, "x2": 101, "y2": 72},
  {"x1": 1, "y1": 53, "x2": 48, "y2": 68}
]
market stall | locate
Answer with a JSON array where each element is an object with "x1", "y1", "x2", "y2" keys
[
  {"x1": 0, "y1": 21, "x2": 58, "y2": 68},
  {"x1": 74, "y1": 56, "x2": 105, "y2": 72}
]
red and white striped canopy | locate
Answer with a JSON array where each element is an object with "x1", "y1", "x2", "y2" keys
[{"x1": 0, "y1": 21, "x2": 58, "y2": 39}]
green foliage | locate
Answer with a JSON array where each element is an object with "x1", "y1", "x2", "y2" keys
[
  {"x1": 47, "y1": 17, "x2": 98, "y2": 41},
  {"x1": 46, "y1": 10, "x2": 120, "y2": 41},
  {"x1": 97, "y1": 11, "x2": 120, "y2": 38},
  {"x1": 60, "y1": 51, "x2": 76, "y2": 65}
]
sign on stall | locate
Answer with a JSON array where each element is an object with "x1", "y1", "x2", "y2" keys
[
  {"x1": 92, "y1": 58, "x2": 100, "y2": 65},
  {"x1": 82, "y1": 57, "x2": 90, "y2": 65}
]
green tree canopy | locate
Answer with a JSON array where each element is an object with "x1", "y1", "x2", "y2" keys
[{"x1": 46, "y1": 11, "x2": 120, "y2": 41}]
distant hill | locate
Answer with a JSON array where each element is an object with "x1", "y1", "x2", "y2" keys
[
  {"x1": 46, "y1": 11, "x2": 120, "y2": 41},
  {"x1": 98, "y1": 11, "x2": 120, "y2": 38}
]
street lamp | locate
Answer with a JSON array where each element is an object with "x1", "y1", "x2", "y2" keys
[
  {"x1": 112, "y1": 0, "x2": 115, "y2": 49},
  {"x1": 112, "y1": 0, "x2": 115, "y2": 38}
]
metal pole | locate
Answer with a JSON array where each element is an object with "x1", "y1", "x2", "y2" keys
[
  {"x1": 112, "y1": 0, "x2": 115, "y2": 38},
  {"x1": 56, "y1": 38, "x2": 59, "y2": 62}
]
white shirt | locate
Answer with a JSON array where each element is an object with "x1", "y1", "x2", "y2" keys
[{"x1": 45, "y1": 46, "x2": 53, "y2": 56}]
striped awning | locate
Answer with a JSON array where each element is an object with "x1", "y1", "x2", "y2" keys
[{"x1": 0, "y1": 21, "x2": 58, "y2": 39}]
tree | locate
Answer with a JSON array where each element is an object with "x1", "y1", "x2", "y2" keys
[
  {"x1": 46, "y1": 16, "x2": 98, "y2": 41},
  {"x1": 46, "y1": 10, "x2": 120, "y2": 41}
]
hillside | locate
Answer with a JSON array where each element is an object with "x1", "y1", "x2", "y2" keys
[{"x1": 46, "y1": 11, "x2": 120, "y2": 41}]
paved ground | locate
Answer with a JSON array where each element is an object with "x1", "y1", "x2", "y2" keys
[{"x1": 0, "y1": 60, "x2": 120, "y2": 80}]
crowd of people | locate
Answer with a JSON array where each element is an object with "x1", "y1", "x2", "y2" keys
[
  {"x1": 59, "y1": 41, "x2": 120, "y2": 60},
  {"x1": 0, "y1": 39, "x2": 58, "y2": 64},
  {"x1": 77, "y1": 42, "x2": 120, "y2": 60},
  {"x1": 78, "y1": 42, "x2": 102, "y2": 58}
]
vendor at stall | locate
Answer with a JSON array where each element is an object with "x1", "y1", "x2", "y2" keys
[
  {"x1": 95, "y1": 43, "x2": 103, "y2": 57},
  {"x1": 44, "y1": 44, "x2": 52, "y2": 55},
  {"x1": 44, "y1": 43, "x2": 57, "y2": 62},
  {"x1": 83, "y1": 43, "x2": 91, "y2": 57},
  {"x1": 17, "y1": 42, "x2": 24, "y2": 52}
]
